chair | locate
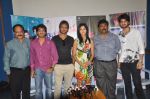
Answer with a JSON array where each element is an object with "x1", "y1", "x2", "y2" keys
[
  {"x1": 116, "y1": 69, "x2": 126, "y2": 99},
  {"x1": 116, "y1": 68, "x2": 150, "y2": 99},
  {"x1": 141, "y1": 68, "x2": 150, "y2": 87}
]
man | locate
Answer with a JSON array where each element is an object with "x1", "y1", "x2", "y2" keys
[
  {"x1": 93, "y1": 19, "x2": 121, "y2": 99},
  {"x1": 3, "y1": 24, "x2": 30, "y2": 99},
  {"x1": 118, "y1": 13, "x2": 145, "y2": 99},
  {"x1": 52, "y1": 20, "x2": 74, "y2": 99},
  {"x1": 30, "y1": 24, "x2": 58, "y2": 99}
]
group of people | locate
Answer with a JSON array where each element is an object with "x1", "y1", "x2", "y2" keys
[{"x1": 3, "y1": 13, "x2": 145, "y2": 99}]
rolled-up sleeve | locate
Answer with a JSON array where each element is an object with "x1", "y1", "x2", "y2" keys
[{"x1": 137, "y1": 31, "x2": 145, "y2": 54}]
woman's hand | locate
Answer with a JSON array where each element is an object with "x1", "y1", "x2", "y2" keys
[{"x1": 82, "y1": 61, "x2": 91, "y2": 69}]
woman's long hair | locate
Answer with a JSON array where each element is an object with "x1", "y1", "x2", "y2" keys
[{"x1": 77, "y1": 23, "x2": 91, "y2": 44}]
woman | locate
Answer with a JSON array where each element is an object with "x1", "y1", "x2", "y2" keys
[{"x1": 73, "y1": 23, "x2": 94, "y2": 87}]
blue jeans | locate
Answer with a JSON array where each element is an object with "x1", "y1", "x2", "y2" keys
[{"x1": 35, "y1": 68, "x2": 52, "y2": 99}]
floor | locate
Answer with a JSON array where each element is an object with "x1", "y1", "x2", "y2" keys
[{"x1": 0, "y1": 86, "x2": 150, "y2": 99}]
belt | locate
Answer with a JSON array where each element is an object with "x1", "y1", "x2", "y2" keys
[
  {"x1": 10, "y1": 66, "x2": 30, "y2": 71},
  {"x1": 98, "y1": 59, "x2": 116, "y2": 62}
]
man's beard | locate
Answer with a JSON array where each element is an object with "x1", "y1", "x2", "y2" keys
[
  {"x1": 101, "y1": 29, "x2": 108, "y2": 34},
  {"x1": 121, "y1": 24, "x2": 129, "y2": 29}
]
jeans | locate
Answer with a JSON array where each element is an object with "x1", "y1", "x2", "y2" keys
[
  {"x1": 120, "y1": 61, "x2": 145, "y2": 99},
  {"x1": 35, "y1": 68, "x2": 53, "y2": 99}
]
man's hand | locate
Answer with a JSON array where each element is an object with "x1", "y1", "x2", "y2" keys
[
  {"x1": 118, "y1": 62, "x2": 121, "y2": 68},
  {"x1": 31, "y1": 70, "x2": 36, "y2": 78},
  {"x1": 47, "y1": 67, "x2": 54, "y2": 73},
  {"x1": 137, "y1": 60, "x2": 143, "y2": 70}
]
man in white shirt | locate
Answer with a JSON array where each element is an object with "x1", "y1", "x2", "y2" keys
[{"x1": 118, "y1": 13, "x2": 145, "y2": 99}]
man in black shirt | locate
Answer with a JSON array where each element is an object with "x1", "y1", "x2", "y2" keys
[{"x1": 52, "y1": 20, "x2": 74, "y2": 99}]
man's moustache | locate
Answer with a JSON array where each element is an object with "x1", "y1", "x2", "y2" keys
[{"x1": 18, "y1": 35, "x2": 23, "y2": 36}]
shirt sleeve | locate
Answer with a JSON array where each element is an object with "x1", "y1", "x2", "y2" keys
[
  {"x1": 30, "y1": 42, "x2": 35, "y2": 71},
  {"x1": 51, "y1": 41, "x2": 58, "y2": 66},
  {"x1": 3, "y1": 43, "x2": 11, "y2": 75},
  {"x1": 137, "y1": 30, "x2": 145, "y2": 54}
]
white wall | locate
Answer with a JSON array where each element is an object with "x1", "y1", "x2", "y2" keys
[{"x1": 12, "y1": 0, "x2": 146, "y2": 18}]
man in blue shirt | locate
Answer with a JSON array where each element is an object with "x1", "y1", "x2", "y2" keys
[
  {"x1": 93, "y1": 19, "x2": 121, "y2": 99},
  {"x1": 3, "y1": 24, "x2": 30, "y2": 99}
]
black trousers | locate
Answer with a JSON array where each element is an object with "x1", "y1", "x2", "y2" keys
[
  {"x1": 9, "y1": 66, "x2": 31, "y2": 99},
  {"x1": 120, "y1": 61, "x2": 145, "y2": 99}
]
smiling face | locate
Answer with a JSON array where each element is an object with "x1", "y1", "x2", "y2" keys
[
  {"x1": 98, "y1": 23, "x2": 108, "y2": 34},
  {"x1": 119, "y1": 19, "x2": 130, "y2": 29},
  {"x1": 36, "y1": 27, "x2": 46, "y2": 38},
  {"x1": 14, "y1": 26, "x2": 25, "y2": 40}
]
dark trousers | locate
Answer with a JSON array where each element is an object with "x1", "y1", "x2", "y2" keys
[
  {"x1": 94, "y1": 59, "x2": 117, "y2": 99},
  {"x1": 9, "y1": 66, "x2": 31, "y2": 99},
  {"x1": 120, "y1": 61, "x2": 145, "y2": 99}
]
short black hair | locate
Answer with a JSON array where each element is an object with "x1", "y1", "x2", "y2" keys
[
  {"x1": 36, "y1": 24, "x2": 47, "y2": 32},
  {"x1": 118, "y1": 13, "x2": 130, "y2": 22},
  {"x1": 98, "y1": 19, "x2": 109, "y2": 27},
  {"x1": 32, "y1": 26, "x2": 37, "y2": 32},
  {"x1": 59, "y1": 20, "x2": 69, "y2": 29},
  {"x1": 13, "y1": 24, "x2": 24, "y2": 32}
]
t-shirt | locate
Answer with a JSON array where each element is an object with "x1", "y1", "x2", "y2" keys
[{"x1": 52, "y1": 35, "x2": 74, "y2": 64}]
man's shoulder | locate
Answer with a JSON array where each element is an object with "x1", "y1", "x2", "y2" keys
[
  {"x1": 93, "y1": 34, "x2": 99, "y2": 40},
  {"x1": 6, "y1": 39, "x2": 14, "y2": 43},
  {"x1": 52, "y1": 35, "x2": 59, "y2": 40},
  {"x1": 130, "y1": 28, "x2": 141, "y2": 36},
  {"x1": 5, "y1": 39, "x2": 17, "y2": 48},
  {"x1": 46, "y1": 38, "x2": 55, "y2": 44},
  {"x1": 67, "y1": 35, "x2": 74, "y2": 41},
  {"x1": 6, "y1": 39, "x2": 15, "y2": 46},
  {"x1": 24, "y1": 38, "x2": 30, "y2": 44},
  {"x1": 31, "y1": 38, "x2": 38, "y2": 45},
  {"x1": 109, "y1": 32, "x2": 119, "y2": 39},
  {"x1": 130, "y1": 28, "x2": 140, "y2": 33}
]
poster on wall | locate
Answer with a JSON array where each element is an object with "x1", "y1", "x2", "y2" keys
[
  {"x1": 11, "y1": 15, "x2": 44, "y2": 39},
  {"x1": 44, "y1": 16, "x2": 77, "y2": 39},
  {"x1": 77, "y1": 15, "x2": 106, "y2": 38}
]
